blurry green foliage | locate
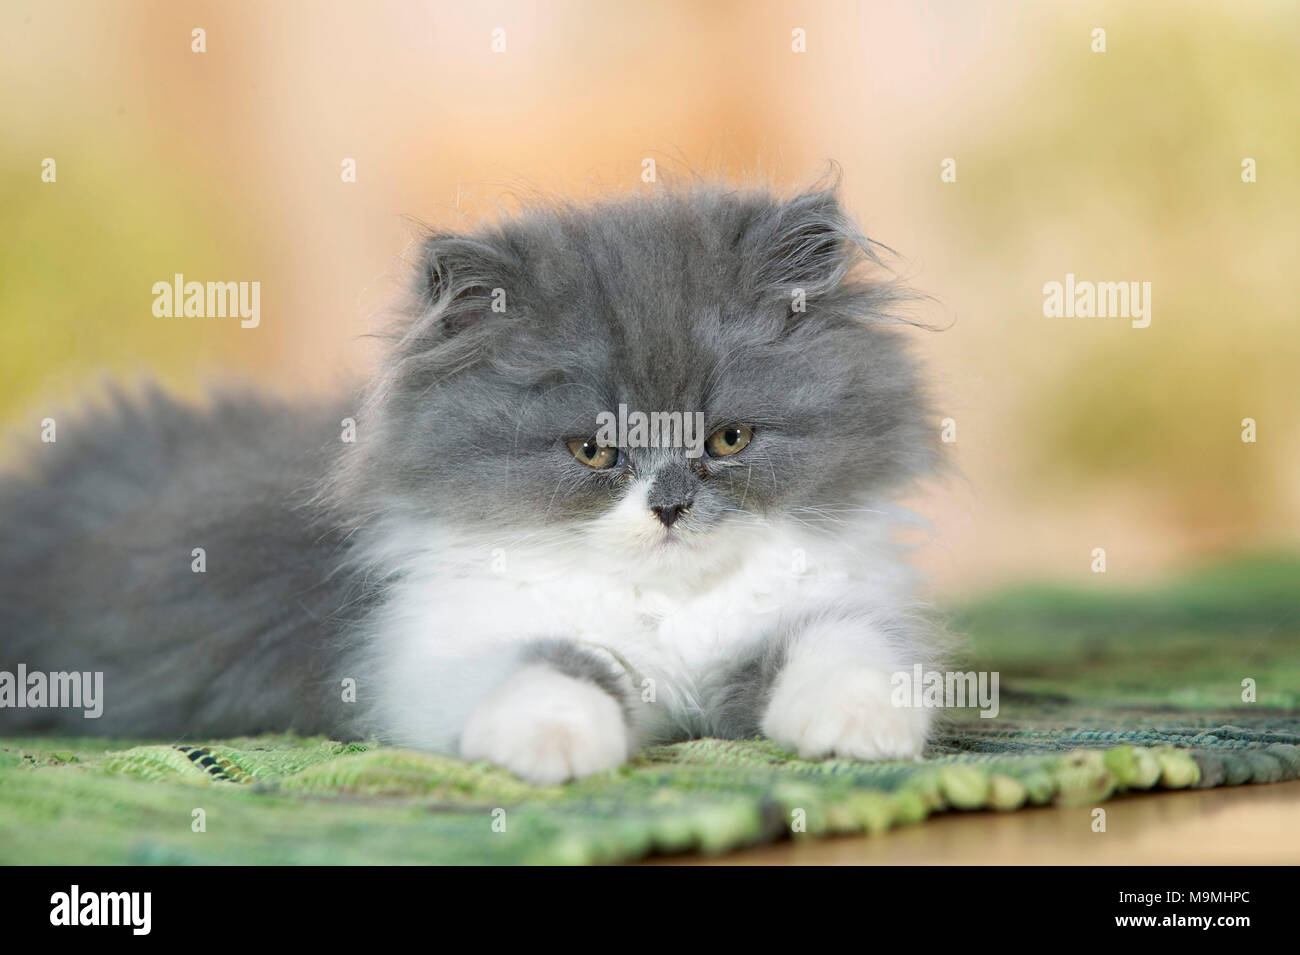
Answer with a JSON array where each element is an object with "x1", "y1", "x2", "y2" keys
[
  {"x1": 957, "y1": 11, "x2": 1300, "y2": 526},
  {"x1": 0, "y1": 137, "x2": 257, "y2": 429}
]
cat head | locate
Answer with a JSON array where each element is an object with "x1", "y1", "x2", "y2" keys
[{"x1": 348, "y1": 185, "x2": 936, "y2": 572}]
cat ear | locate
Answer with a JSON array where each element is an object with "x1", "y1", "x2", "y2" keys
[
  {"x1": 741, "y1": 189, "x2": 861, "y2": 303},
  {"x1": 410, "y1": 231, "x2": 519, "y2": 338}
]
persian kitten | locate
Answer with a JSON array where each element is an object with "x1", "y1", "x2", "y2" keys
[{"x1": 0, "y1": 185, "x2": 946, "y2": 783}]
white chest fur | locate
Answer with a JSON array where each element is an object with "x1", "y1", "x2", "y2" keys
[{"x1": 358, "y1": 513, "x2": 910, "y2": 751}]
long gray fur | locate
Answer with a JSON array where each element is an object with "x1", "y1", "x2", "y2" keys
[{"x1": 0, "y1": 182, "x2": 938, "y2": 745}]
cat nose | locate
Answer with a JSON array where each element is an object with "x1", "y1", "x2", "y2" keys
[{"x1": 651, "y1": 503, "x2": 689, "y2": 528}]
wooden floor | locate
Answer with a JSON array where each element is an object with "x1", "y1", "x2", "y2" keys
[{"x1": 644, "y1": 778, "x2": 1300, "y2": 865}]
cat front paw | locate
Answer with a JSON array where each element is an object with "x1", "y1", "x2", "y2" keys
[
  {"x1": 761, "y1": 661, "x2": 930, "y2": 761},
  {"x1": 460, "y1": 664, "x2": 631, "y2": 785}
]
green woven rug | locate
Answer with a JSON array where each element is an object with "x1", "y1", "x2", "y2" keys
[{"x1": 2, "y1": 554, "x2": 1298, "y2": 864}]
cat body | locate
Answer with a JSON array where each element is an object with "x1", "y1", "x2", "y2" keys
[
  {"x1": 357, "y1": 496, "x2": 922, "y2": 781},
  {"x1": 0, "y1": 185, "x2": 945, "y2": 783}
]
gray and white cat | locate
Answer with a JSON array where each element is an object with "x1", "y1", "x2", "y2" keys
[{"x1": 0, "y1": 185, "x2": 946, "y2": 783}]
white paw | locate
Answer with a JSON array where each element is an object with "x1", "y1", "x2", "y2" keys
[
  {"x1": 460, "y1": 664, "x2": 630, "y2": 785},
  {"x1": 761, "y1": 661, "x2": 930, "y2": 761}
]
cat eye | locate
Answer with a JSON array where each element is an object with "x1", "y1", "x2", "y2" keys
[
  {"x1": 706, "y1": 425, "x2": 754, "y2": 458},
  {"x1": 566, "y1": 437, "x2": 619, "y2": 469}
]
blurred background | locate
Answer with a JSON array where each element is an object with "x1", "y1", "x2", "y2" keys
[{"x1": 2, "y1": 0, "x2": 1297, "y2": 596}]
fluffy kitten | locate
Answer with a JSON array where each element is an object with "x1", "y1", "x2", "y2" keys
[{"x1": 0, "y1": 185, "x2": 945, "y2": 784}]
